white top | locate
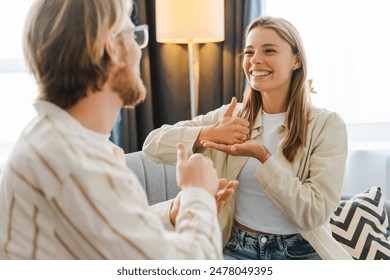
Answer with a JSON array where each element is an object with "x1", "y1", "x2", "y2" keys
[
  {"x1": 235, "y1": 111, "x2": 298, "y2": 234},
  {"x1": 0, "y1": 100, "x2": 222, "y2": 259}
]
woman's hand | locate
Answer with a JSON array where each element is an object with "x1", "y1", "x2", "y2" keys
[
  {"x1": 201, "y1": 139, "x2": 271, "y2": 163},
  {"x1": 195, "y1": 97, "x2": 250, "y2": 148}
]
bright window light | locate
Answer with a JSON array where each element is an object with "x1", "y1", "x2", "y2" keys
[
  {"x1": 265, "y1": 0, "x2": 390, "y2": 124},
  {"x1": 0, "y1": 1, "x2": 37, "y2": 167}
]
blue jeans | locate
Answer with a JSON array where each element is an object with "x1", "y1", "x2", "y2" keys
[{"x1": 223, "y1": 225, "x2": 321, "y2": 260}]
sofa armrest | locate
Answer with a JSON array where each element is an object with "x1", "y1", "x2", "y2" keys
[{"x1": 125, "y1": 151, "x2": 179, "y2": 205}]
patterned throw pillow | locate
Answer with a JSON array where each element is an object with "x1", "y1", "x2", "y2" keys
[{"x1": 330, "y1": 186, "x2": 390, "y2": 260}]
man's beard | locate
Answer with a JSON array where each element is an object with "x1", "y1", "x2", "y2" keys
[{"x1": 111, "y1": 62, "x2": 146, "y2": 108}]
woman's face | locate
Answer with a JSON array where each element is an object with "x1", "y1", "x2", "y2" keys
[{"x1": 243, "y1": 27, "x2": 298, "y2": 98}]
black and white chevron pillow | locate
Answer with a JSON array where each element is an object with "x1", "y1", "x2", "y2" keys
[{"x1": 330, "y1": 186, "x2": 390, "y2": 260}]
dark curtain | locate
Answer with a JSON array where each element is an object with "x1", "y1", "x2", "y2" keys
[{"x1": 111, "y1": 0, "x2": 262, "y2": 153}]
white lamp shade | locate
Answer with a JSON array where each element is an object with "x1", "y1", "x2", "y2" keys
[{"x1": 155, "y1": 0, "x2": 225, "y2": 44}]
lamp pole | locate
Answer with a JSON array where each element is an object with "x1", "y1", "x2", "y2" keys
[
  {"x1": 155, "y1": 0, "x2": 224, "y2": 119},
  {"x1": 188, "y1": 40, "x2": 199, "y2": 119}
]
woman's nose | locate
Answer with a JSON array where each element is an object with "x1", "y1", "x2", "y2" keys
[{"x1": 250, "y1": 52, "x2": 263, "y2": 64}]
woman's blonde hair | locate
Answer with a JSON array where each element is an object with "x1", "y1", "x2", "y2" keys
[
  {"x1": 239, "y1": 16, "x2": 311, "y2": 162},
  {"x1": 23, "y1": 0, "x2": 131, "y2": 109}
]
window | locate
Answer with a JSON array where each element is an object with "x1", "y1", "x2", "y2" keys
[
  {"x1": 265, "y1": 0, "x2": 390, "y2": 124},
  {"x1": 265, "y1": 0, "x2": 390, "y2": 198},
  {"x1": 0, "y1": 1, "x2": 38, "y2": 167}
]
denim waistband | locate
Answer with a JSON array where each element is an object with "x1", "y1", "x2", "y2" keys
[
  {"x1": 231, "y1": 224, "x2": 301, "y2": 250},
  {"x1": 224, "y1": 224, "x2": 320, "y2": 260}
]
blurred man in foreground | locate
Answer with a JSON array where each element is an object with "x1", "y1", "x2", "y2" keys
[{"x1": 0, "y1": 0, "x2": 237, "y2": 259}]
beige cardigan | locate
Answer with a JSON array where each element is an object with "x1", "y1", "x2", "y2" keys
[{"x1": 143, "y1": 103, "x2": 353, "y2": 260}]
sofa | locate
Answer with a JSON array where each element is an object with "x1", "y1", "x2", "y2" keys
[{"x1": 125, "y1": 151, "x2": 390, "y2": 260}]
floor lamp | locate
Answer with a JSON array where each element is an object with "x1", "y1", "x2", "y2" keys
[{"x1": 155, "y1": 0, "x2": 224, "y2": 119}]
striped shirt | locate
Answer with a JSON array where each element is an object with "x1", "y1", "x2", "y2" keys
[{"x1": 0, "y1": 101, "x2": 222, "y2": 259}]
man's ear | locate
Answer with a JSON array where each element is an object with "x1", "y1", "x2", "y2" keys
[{"x1": 104, "y1": 37, "x2": 120, "y2": 65}]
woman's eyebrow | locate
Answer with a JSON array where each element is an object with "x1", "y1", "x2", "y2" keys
[
  {"x1": 262, "y1": 43, "x2": 279, "y2": 48},
  {"x1": 244, "y1": 43, "x2": 279, "y2": 49}
]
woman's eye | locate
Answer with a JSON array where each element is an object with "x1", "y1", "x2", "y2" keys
[
  {"x1": 264, "y1": 49, "x2": 275, "y2": 54},
  {"x1": 243, "y1": 50, "x2": 254, "y2": 55}
]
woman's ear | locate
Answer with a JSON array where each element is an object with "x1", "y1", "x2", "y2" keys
[
  {"x1": 293, "y1": 63, "x2": 301, "y2": 71},
  {"x1": 293, "y1": 56, "x2": 301, "y2": 70}
]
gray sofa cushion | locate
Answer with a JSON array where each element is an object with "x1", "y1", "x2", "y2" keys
[{"x1": 125, "y1": 151, "x2": 179, "y2": 205}]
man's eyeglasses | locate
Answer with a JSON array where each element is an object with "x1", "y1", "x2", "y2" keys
[{"x1": 120, "y1": 24, "x2": 149, "y2": 49}]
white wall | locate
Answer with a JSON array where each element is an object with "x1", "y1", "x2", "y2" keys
[{"x1": 344, "y1": 123, "x2": 390, "y2": 199}]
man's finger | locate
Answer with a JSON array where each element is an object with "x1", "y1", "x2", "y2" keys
[
  {"x1": 217, "y1": 188, "x2": 234, "y2": 202},
  {"x1": 176, "y1": 143, "x2": 188, "y2": 164},
  {"x1": 217, "y1": 178, "x2": 228, "y2": 191},
  {"x1": 216, "y1": 180, "x2": 238, "y2": 198},
  {"x1": 222, "y1": 96, "x2": 237, "y2": 117}
]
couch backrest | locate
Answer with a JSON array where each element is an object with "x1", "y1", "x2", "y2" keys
[{"x1": 125, "y1": 151, "x2": 179, "y2": 205}]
